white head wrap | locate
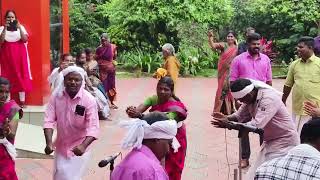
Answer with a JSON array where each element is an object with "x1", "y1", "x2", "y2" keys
[
  {"x1": 53, "y1": 66, "x2": 86, "y2": 97},
  {"x1": 162, "y1": 43, "x2": 175, "y2": 55},
  {"x1": 231, "y1": 79, "x2": 282, "y2": 99},
  {"x1": 119, "y1": 119, "x2": 181, "y2": 153}
]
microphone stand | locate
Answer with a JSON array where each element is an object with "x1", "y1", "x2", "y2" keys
[
  {"x1": 98, "y1": 152, "x2": 122, "y2": 179},
  {"x1": 223, "y1": 122, "x2": 263, "y2": 180},
  {"x1": 109, "y1": 160, "x2": 115, "y2": 178},
  {"x1": 236, "y1": 126, "x2": 246, "y2": 180}
]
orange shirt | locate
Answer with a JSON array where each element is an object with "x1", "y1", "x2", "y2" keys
[{"x1": 163, "y1": 56, "x2": 180, "y2": 84}]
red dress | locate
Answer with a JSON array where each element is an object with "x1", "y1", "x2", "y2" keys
[
  {"x1": 0, "y1": 100, "x2": 21, "y2": 180},
  {"x1": 0, "y1": 25, "x2": 32, "y2": 93},
  {"x1": 150, "y1": 100, "x2": 188, "y2": 180}
]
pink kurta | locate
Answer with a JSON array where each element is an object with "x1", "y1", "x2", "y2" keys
[
  {"x1": 0, "y1": 25, "x2": 32, "y2": 93},
  {"x1": 230, "y1": 52, "x2": 272, "y2": 83},
  {"x1": 111, "y1": 145, "x2": 169, "y2": 180},
  {"x1": 43, "y1": 88, "x2": 99, "y2": 158}
]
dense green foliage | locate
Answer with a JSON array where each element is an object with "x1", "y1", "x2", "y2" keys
[
  {"x1": 231, "y1": 0, "x2": 320, "y2": 62},
  {"x1": 102, "y1": 0, "x2": 233, "y2": 51},
  {"x1": 69, "y1": 0, "x2": 110, "y2": 53},
  {"x1": 68, "y1": 0, "x2": 320, "y2": 75}
]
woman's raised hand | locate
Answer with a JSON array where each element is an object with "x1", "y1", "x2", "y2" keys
[
  {"x1": 207, "y1": 30, "x2": 214, "y2": 38},
  {"x1": 126, "y1": 106, "x2": 141, "y2": 118},
  {"x1": 16, "y1": 20, "x2": 21, "y2": 29},
  {"x1": 5, "y1": 20, "x2": 10, "y2": 28}
]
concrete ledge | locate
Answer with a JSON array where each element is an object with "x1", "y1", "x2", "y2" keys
[
  {"x1": 17, "y1": 149, "x2": 53, "y2": 159},
  {"x1": 21, "y1": 105, "x2": 46, "y2": 126},
  {"x1": 16, "y1": 122, "x2": 56, "y2": 159}
]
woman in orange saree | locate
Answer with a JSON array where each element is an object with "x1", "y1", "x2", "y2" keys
[{"x1": 208, "y1": 31, "x2": 238, "y2": 115}]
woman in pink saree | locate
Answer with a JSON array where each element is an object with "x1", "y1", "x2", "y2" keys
[
  {"x1": 208, "y1": 30, "x2": 238, "y2": 115},
  {"x1": 0, "y1": 77, "x2": 22, "y2": 180},
  {"x1": 126, "y1": 76, "x2": 188, "y2": 180}
]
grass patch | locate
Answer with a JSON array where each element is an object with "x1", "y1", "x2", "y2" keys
[
  {"x1": 116, "y1": 66, "x2": 288, "y2": 78},
  {"x1": 272, "y1": 66, "x2": 288, "y2": 78},
  {"x1": 116, "y1": 71, "x2": 151, "y2": 78},
  {"x1": 194, "y1": 68, "x2": 217, "y2": 78},
  {"x1": 117, "y1": 68, "x2": 217, "y2": 78}
]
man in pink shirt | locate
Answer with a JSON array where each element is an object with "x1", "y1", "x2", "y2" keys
[
  {"x1": 230, "y1": 33, "x2": 272, "y2": 86},
  {"x1": 212, "y1": 79, "x2": 299, "y2": 179},
  {"x1": 229, "y1": 33, "x2": 272, "y2": 168},
  {"x1": 111, "y1": 112, "x2": 179, "y2": 180},
  {"x1": 43, "y1": 66, "x2": 99, "y2": 180}
]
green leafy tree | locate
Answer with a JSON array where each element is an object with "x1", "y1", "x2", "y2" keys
[
  {"x1": 231, "y1": 0, "x2": 320, "y2": 62},
  {"x1": 266, "y1": 0, "x2": 320, "y2": 61},
  {"x1": 69, "y1": 0, "x2": 110, "y2": 53},
  {"x1": 100, "y1": 0, "x2": 234, "y2": 51}
]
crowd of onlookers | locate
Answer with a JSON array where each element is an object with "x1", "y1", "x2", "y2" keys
[
  {"x1": 209, "y1": 26, "x2": 320, "y2": 179},
  {"x1": 2, "y1": 6, "x2": 320, "y2": 180}
]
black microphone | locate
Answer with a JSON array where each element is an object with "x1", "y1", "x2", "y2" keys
[{"x1": 98, "y1": 152, "x2": 121, "y2": 168}]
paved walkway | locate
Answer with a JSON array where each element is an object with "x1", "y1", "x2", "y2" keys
[{"x1": 16, "y1": 78, "x2": 291, "y2": 180}]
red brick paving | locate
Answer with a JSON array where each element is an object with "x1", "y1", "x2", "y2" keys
[{"x1": 16, "y1": 78, "x2": 291, "y2": 180}]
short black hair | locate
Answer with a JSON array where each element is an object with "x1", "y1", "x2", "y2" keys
[
  {"x1": 61, "y1": 53, "x2": 72, "y2": 61},
  {"x1": 246, "y1": 27, "x2": 255, "y2": 34},
  {"x1": 298, "y1": 36, "x2": 314, "y2": 49},
  {"x1": 141, "y1": 112, "x2": 169, "y2": 125},
  {"x1": 300, "y1": 117, "x2": 320, "y2": 144},
  {"x1": 246, "y1": 33, "x2": 261, "y2": 43},
  {"x1": 230, "y1": 78, "x2": 252, "y2": 92},
  {"x1": 0, "y1": 77, "x2": 10, "y2": 87},
  {"x1": 76, "y1": 51, "x2": 86, "y2": 60},
  {"x1": 84, "y1": 48, "x2": 92, "y2": 55}
]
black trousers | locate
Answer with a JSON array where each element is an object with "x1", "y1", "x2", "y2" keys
[{"x1": 241, "y1": 133, "x2": 251, "y2": 159}]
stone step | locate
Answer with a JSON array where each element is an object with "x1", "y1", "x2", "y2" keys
[
  {"x1": 15, "y1": 122, "x2": 55, "y2": 159},
  {"x1": 20, "y1": 105, "x2": 46, "y2": 126}
]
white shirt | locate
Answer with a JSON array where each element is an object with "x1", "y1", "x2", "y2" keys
[{"x1": 0, "y1": 24, "x2": 28, "y2": 42}]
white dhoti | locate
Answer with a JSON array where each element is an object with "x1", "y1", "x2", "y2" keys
[
  {"x1": 245, "y1": 143, "x2": 295, "y2": 180},
  {"x1": 53, "y1": 151, "x2": 91, "y2": 180},
  {"x1": 94, "y1": 87, "x2": 110, "y2": 117},
  {"x1": 292, "y1": 114, "x2": 311, "y2": 135}
]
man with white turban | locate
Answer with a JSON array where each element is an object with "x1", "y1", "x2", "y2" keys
[
  {"x1": 111, "y1": 112, "x2": 179, "y2": 180},
  {"x1": 47, "y1": 53, "x2": 74, "y2": 91},
  {"x1": 211, "y1": 78, "x2": 299, "y2": 179},
  {"x1": 43, "y1": 66, "x2": 99, "y2": 180}
]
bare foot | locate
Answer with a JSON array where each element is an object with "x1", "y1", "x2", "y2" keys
[
  {"x1": 240, "y1": 159, "x2": 250, "y2": 169},
  {"x1": 111, "y1": 104, "x2": 118, "y2": 109}
]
